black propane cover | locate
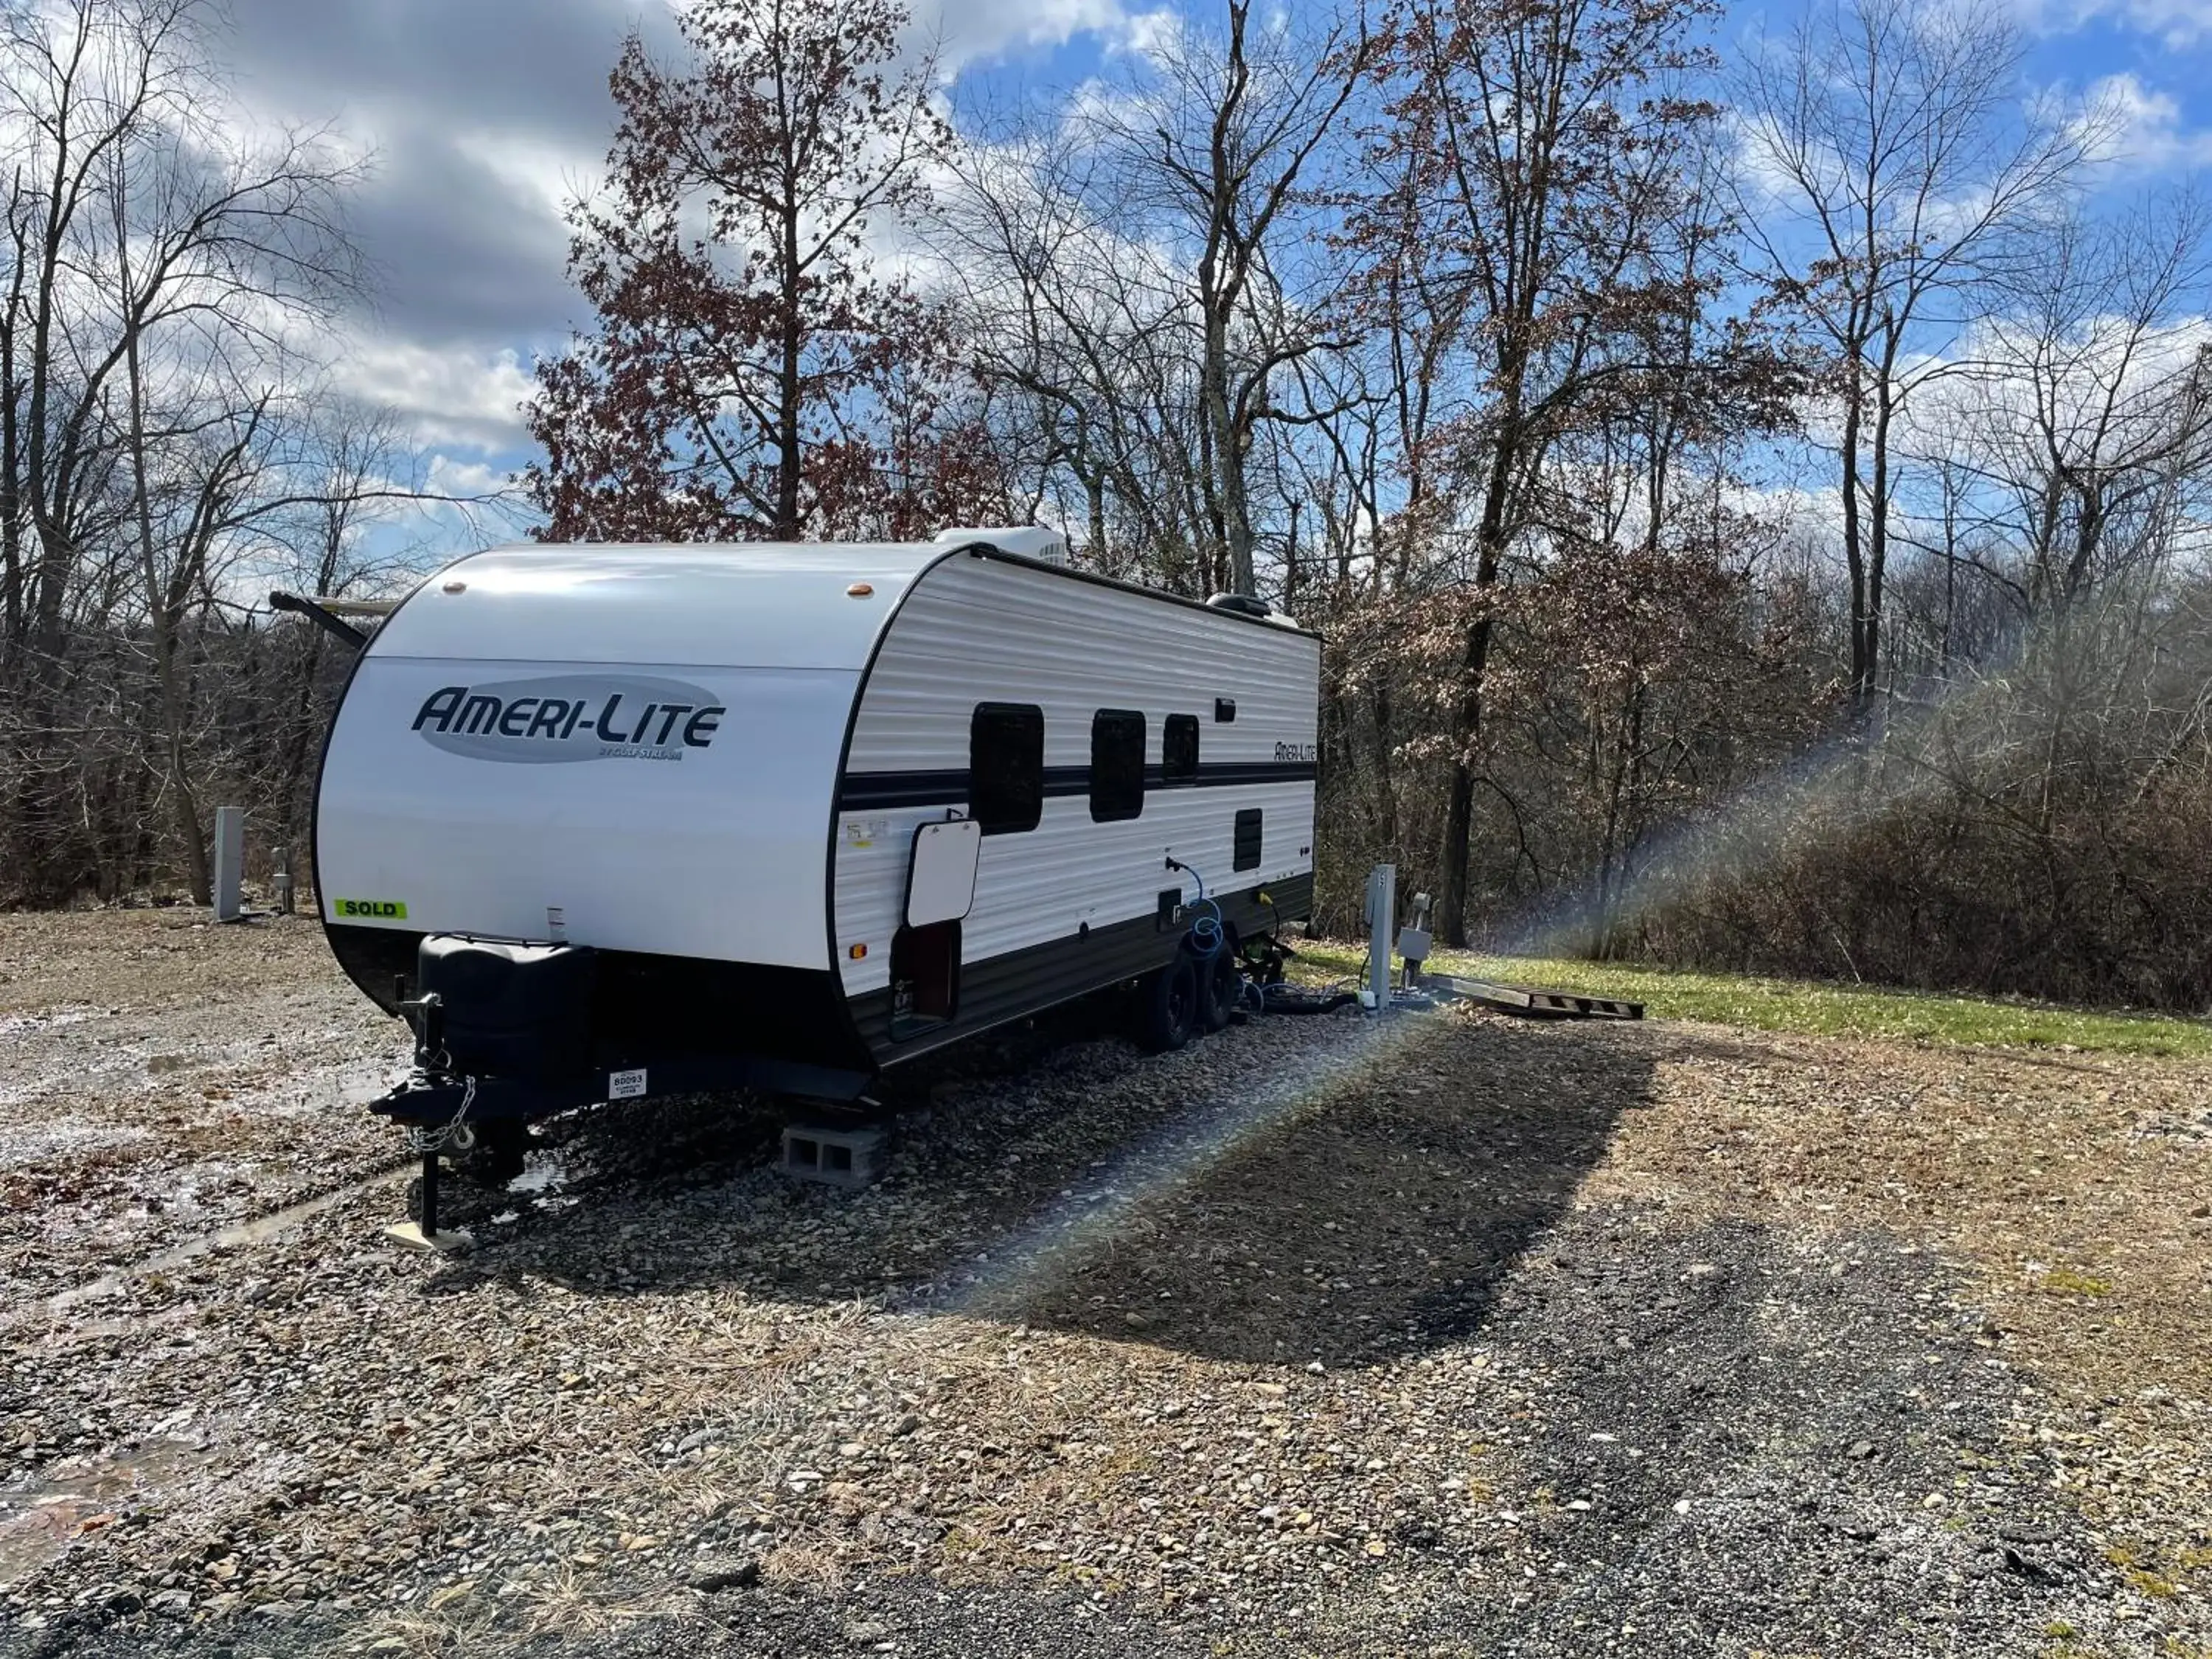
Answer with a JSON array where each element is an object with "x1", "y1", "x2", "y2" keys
[{"x1": 416, "y1": 936, "x2": 597, "y2": 1083}]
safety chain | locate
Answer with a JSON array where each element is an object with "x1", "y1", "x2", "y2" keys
[{"x1": 406, "y1": 1074, "x2": 478, "y2": 1155}]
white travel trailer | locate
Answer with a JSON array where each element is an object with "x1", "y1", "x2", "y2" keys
[{"x1": 309, "y1": 529, "x2": 1319, "y2": 1199}]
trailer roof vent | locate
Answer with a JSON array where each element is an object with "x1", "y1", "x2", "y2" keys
[
  {"x1": 934, "y1": 525, "x2": 1068, "y2": 566},
  {"x1": 1206, "y1": 592, "x2": 1271, "y2": 619}
]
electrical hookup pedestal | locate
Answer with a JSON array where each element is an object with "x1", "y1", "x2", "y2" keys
[
  {"x1": 1363, "y1": 863, "x2": 1397, "y2": 1013},
  {"x1": 1357, "y1": 863, "x2": 1644, "y2": 1023}
]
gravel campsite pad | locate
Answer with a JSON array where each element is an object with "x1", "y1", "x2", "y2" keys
[{"x1": 0, "y1": 914, "x2": 2208, "y2": 1658}]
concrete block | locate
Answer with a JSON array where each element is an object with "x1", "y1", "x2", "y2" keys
[{"x1": 781, "y1": 1123, "x2": 886, "y2": 1189}]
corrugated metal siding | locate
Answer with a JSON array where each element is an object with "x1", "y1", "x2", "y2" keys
[
  {"x1": 833, "y1": 554, "x2": 1319, "y2": 1000},
  {"x1": 847, "y1": 874, "x2": 1316, "y2": 1060}
]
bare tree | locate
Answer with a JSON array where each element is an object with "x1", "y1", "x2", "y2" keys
[
  {"x1": 1938, "y1": 194, "x2": 2212, "y2": 619},
  {"x1": 1093, "y1": 1, "x2": 1374, "y2": 595},
  {"x1": 0, "y1": 0, "x2": 360, "y2": 902},
  {"x1": 1352, "y1": 0, "x2": 1743, "y2": 943},
  {"x1": 938, "y1": 1, "x2": 1372, "y2": 597},
  {"x1": 1736, "y1": 0, "x2": 2107, "y2": 712}
]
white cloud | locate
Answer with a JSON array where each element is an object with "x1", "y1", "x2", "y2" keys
[
  {"x1": 2025, "y1": 0, "x2": 2212, "y2": 47},
  {"x1": 450, "y1": 129, "x2": 598, "y2": 225},
  {"x1": 332, "y1": 339, "x2": 540, "y2": 453},
  {"x1": 2077, "y1": 72, "x2": 2212, "y2": 170},
  {"x1": 425, "y1": 453, "x2": 508, "y2": 498},
  {"x1": 922, "y1": 0, "x2": 1157, "y2": 69}
]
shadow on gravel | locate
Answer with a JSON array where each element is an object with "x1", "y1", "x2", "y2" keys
[
  {"x1": 973, "y1": 1016, "x2": 1658, "y2": 1366},
  {"x1": 425, "y1": 1006, "x2": 1655, "y2": 1368}
]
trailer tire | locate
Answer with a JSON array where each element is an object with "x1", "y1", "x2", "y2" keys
[
  {"x1": 1138, "y1": 956, "x2": 1198, "y2": 1053},
  {"x1": 1198, "y1": 931, "x2": 1242, "y2": 1033}
]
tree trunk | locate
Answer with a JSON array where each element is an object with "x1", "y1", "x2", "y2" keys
[
  {"x1": 1435, "y1": 425, "x2": 1518, "y2": 946},
  {"x1": 117, "y1": 189, "x2": 210, "y2": 905},
  {"x1": 1840, "y1": 354, "x2": 1870, "y2": 707}
]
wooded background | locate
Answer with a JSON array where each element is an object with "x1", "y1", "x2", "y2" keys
[{"x1": 6, "y1": 0, "x2": 2211, "y2": 1011}]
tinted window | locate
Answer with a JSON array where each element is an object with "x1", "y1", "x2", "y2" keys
[
  {"x1": 1234, "y1": 808, "x2": 1262, "y2": 871},
  {"x1": 1091, "y1": 709, "x2": 1146, "y2": 822},
  {"x1": 1163, "y1": 714, "x2": 1200, "y2": 785},
  {"x1": 970, "y1": 703, "x2": 1043, "y2": 834}
]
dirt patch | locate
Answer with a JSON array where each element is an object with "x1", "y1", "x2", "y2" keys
[{"x1": 0, "y1": 914, "x2": 2205, "y2": 1658}]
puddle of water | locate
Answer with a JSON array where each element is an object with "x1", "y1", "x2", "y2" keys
[
  {"x1": 505, "y1": 1151, "x2": 582, "y2": 1213},
  {"x1": 41, "y1": 1167, "x2": 400, "y2": 1315},
  {"x1": 507, "y1": 1152, "x2": 571, "y2": 1196},
  {"x1": 216, "y1": 1057, "x2": 400, "y2": 1121},
  {"x1": 0, "y1": 1119, "x2": 154, "y2": 1173},
  {"x1": 0, "y1": 1437, "x2": 210, "y2": 1587}
]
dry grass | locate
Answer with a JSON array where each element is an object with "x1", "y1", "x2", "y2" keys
[{"x1": 0, "y1": 906, "x2": 336, "y2": 1013}]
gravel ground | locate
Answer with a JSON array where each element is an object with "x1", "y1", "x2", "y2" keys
[{"x1": 0, "y1": 912, "x2": 2206, "y2": 1658}]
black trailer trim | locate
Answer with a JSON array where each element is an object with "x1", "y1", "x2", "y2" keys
[
  {"x1": 373, "y1": 1051, "x2": 873, "y2": 1128},
  {"x1": 269, "y1": 590, "x2": 369, "y2": 650},
  {"x1": 837, "y1": 759, "x2": 1317, "y2": 814},
  {"x1": 326, "y1": 927, "x2": 876, "y2": 1075},
  {"x1": 847, "y1": 872, "x2": 1315, "y2": 1062}
]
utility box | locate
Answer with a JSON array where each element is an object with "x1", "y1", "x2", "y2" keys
[{"x1": 212, "y1": 807, "x2": 245, "y2": 922}]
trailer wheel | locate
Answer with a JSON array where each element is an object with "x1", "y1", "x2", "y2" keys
[
  {"x1": 1138, "y1": 956, "x2": 1198, "y2": 1053},
  {"x1": 1198, "y1": 931, "x2": 1242, "y2": 1033}
]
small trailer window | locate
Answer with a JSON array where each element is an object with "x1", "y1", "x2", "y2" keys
[
  {"x1": 1234, "y1": 808, "x2": 1263, "y2": 871},
  {"x1": 1163, "y1": 714, "x2": 1200, "y2": 785},
  {"x1": 1090, "y1": 709, "x2": 1146, "y2": 822},
  {"x1": 970, "y1": 703, "x2": 1044, "y2": 834}
]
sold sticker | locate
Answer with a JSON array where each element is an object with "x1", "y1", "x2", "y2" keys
[{"x1": 334, "y1": 898, "x2": 408, "y2": 920}]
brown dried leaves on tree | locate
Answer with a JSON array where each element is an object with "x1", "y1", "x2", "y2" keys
[{"x1": 524, "y1": 0, "x2": 1007, "y2": 544}]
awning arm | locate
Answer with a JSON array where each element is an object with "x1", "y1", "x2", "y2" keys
[{"x1": 268, "y1": 591, "x2": 370, "y2": 650}]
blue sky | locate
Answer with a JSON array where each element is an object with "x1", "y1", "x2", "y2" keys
[{"x1": 203, "y1": 0, "x2": 2212, "y2": 572}]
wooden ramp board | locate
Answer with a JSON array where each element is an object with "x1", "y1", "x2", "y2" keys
[{"x1": 1428, "y1": 974, "x2": 1644, "y2": 1021}]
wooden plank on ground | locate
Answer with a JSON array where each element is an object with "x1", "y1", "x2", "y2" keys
[{"x1": 1428, "y1": 974, "x2": 1644, "y2": 1021}]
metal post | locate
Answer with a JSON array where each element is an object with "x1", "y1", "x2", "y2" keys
[
  {"x1": 419, "y1": 1149, "x2": 440, "y2": 1239},
  {"x1": 212, "y1": 806, "x2": 245, "y2": 922},
  {"x1": 271, "y1": 845, "x2": 293, "y2": 917},
  {"x1": 1366, "y1": 862, "x2": 1397, "y2": 1013}
]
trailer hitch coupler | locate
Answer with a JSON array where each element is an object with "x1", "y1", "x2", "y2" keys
[{"x1": 397, "y1": 990, "x2": 446, "y2": 1068}]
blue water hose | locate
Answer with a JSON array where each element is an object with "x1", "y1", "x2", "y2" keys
[{"x1": 1166, "y1": 857, "x2": 1225, "y2": 959}]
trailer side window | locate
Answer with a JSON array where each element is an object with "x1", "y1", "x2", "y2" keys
[
  {"x1": 1163, "y1": 713, "x2": 1200, "y2": 785},
  {"x1": 1090, "y1": 709, "x2": 1146, "y2": 822},
  {"x1": 1234, "y1": 808, "x2": 1263, "y2": 871},
  {"x1": 969, "y1": 703, "x2": 1044, "y2": 835}
]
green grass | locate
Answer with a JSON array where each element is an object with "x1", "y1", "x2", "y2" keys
[{"x1": 1293, "y1": 939, "x2": 2212, "y2": 1058}]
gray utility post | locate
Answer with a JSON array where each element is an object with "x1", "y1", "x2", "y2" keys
[
  {"x1": 212, "y1": 807, "x2": 245, "y2": 922},
  {"x1": 271, "y1": 846, "x2": 294, "y2": 916},
  {"x1": 1365, "y1": 862, "x2": 1397, "y2": 1013}
]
